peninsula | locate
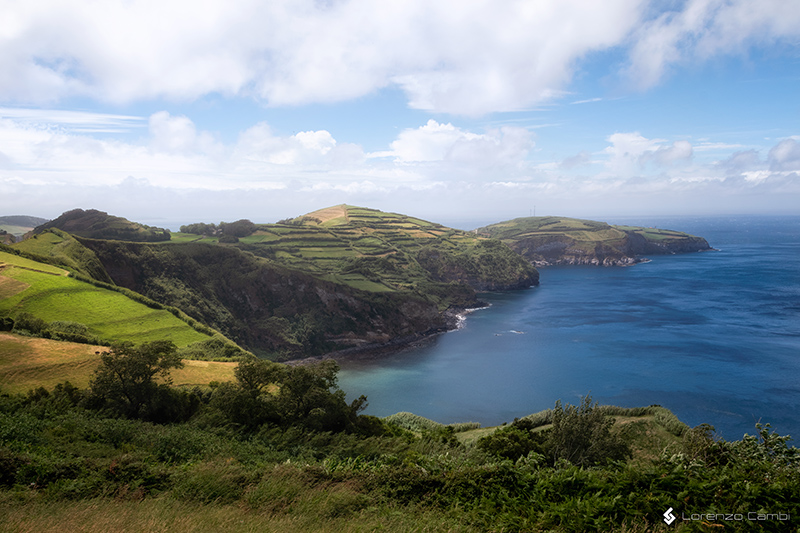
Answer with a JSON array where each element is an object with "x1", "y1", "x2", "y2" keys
[{"x1": 477, "y1": 216, "x2": 712, "y2": 266}]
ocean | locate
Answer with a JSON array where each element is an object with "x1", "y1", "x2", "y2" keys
[{"x1": 337, "y1": 215, "x2": 800, "y2": 441}]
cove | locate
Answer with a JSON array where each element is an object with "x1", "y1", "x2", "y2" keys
[{"x1": 337, "y1": 216, "x2": 800, "y2": 440}]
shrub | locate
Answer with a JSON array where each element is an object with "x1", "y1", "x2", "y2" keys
[{"x1": 547, "y1": 395, "x2": 631, "y2": 467}]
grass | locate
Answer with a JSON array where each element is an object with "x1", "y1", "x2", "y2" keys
[
  {"x1": 0, "y1": 496, "x2": 484, "y2": 533},
  {"x1": 228, "y1": 205, "x2": 522, "y2": 294},
  {"x1": 0, "y1": 261, "x2": 211, "y2": 348},
  {"x1": 0, "y1": 333, "x2": 236, "y2": 394},
  {"x1": 0, "y1": 333, "x2": 102, "y2": 393},
  {"x1": 171, "y1": 359, "x2": 236, "y2": 389},
  {"x1": 0, "y1": 250, "x2": 67, "y2": 275}
]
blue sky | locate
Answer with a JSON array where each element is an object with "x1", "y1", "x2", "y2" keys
[{"x1": 1, "y1": 0, "x2": 799, "y2": 229}]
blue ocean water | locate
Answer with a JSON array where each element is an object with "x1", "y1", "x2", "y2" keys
[{"x1": 337, "y1": 216, "x2": 800, "y2": 440}]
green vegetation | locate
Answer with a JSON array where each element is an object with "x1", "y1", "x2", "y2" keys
[
  {"x1": 478, "y1": 216, "x2": 712, "y2": 266},
  {"x1": 77, "y1": 205, "x2": 537, "y2": 359},
  {"x1": 0, "y1": 364, "x2": 796, "y2": 532},
  {"x1": 180, "y1": 205, "x2": 538, "y2": 293},
  {"x1": 35, "y1": 209, "x2": 170, "y2": 242},
  {"x1": 12, "y1": 229, "x2": 113, "y2": 282},
  {"x1": 0, "y1": 250, "x2": 216, "y2": 350}
]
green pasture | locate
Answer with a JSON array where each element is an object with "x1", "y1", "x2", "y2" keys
[
  {"x1": 0, "y1": 250, "x2": 66, "y2": 275},
  {"x1": 164, "y1": 232, "x2": 209, "y2": 244},
  {"x1": 9, "y1": 231, "x2": 65, "y2": 256},
  {"x1": 0, "y1": 264, "x2": 211, "y2": 347},
  {"x1": 617, "y1": 226, "x2": 686, "y2": 241}
]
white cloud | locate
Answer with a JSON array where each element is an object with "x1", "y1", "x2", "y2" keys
[
  {"x1": 768, "y1": 139, "x2": 800, "y2": 172},
  {"x1": 626, "y1": 0, "x2": 800, "y2": 89},
  {"x1": 603, "y1": 133, "x2": 694, "y2": 176},
  {"x1": 0, "y1": 0, "x2": 643, "y2": 115},
  {"x1": 0, "y1": 107, "x2": 143, "y2": 133},
  {"x1": 148, "y1": 111, "x2": 221, "y2": 155},
  {"x1": 648, "y1": 139, "x2": 693, "y2": 166},
  {"x1": 385, "y1": 120, "x2": 533, "y2": 167},
  {"x1": 0, "y1": 111, "x2": 798, "y2": 223},
  {"x1": 2, "y1": 1, "x2": 797, "y2": 115}
]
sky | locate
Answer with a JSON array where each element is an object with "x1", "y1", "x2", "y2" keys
[{"x1": 1, "y1": 0, "x2": 799, "y2": 230}]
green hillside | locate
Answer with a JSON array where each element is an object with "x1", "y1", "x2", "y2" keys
[
  {"x1": 478, "y1": 216, "x2": 711, "y2": 266},
  {"x1": 75, "y1": 205, "x2": 537, "y2": 359},
  {"x1": 35, "y1": 208, "x2": 170, "y2": 242},
  {"x1": 13, "y1": 228, "x2": 114, "y2": 282},
  {"x1": 0, "y1": 249, "x2": 221, "y2": 349},
  {"x1": 183, "y1": 204, "x2": 539, "y2": 292}
]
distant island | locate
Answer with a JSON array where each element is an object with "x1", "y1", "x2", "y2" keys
[{"x1": 477, "y1": 216, "x2": 712, "y2": 266}]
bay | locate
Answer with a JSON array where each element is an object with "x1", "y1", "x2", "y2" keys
[{"x1": 338, "y1": 216, "x2": 800, "y2": 440}]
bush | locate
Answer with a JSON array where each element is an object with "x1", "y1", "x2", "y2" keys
[
  {"x1": 547, "y1": 395, "x2": 631, "y2": 467},
  {"x1": 12, "y1": 312, "x2": 47, "y2": 335},
  {"x1": 477, "y1": 423, "x2": 549, "y2": 461}
]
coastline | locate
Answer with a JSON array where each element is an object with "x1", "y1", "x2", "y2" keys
[{"x1": 285, "y1": 304, "x2": 489, "y2": 367}]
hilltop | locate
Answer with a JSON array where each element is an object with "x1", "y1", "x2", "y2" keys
[
  {"x1": 477, "y1": 216, "x2": 712, "y2": 266},
  {"x1": 34, "y1": 208, "x2": 171, "y2": 242}
]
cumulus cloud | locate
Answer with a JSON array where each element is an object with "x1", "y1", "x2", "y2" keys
[
  {"x1": 2, "y1": 1, "x2": 798, "y2": 114},
  {"x1": 648, "y1": 139, "x2": 693, "y2": 166},
  {"x1": 603, "y1": 133, "x2": 694, "y2": 176},
  {"x1": 148, "y1": 111, "x2": 220, "y2": 155},
  {"x1": 718, "y1": 149, "x2": 762, "y2": 174},
  {"x1": 1, "y1": 109, "x2": 798, "y2": 223},
  {"x1": 385, "y1": 120, "x2": 533, "y2": 167},
  {"x1": 626, "y1": 0, "x2": 800, "y2": 89},
  {"x1": 768, "y1": 139, "x2": 800, "y2": 172},
  {"x1": 560, "y1": 150, "x2": 591, "y2": 169}
]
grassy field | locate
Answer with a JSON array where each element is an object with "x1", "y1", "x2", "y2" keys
[
  {"x1": 0, "y1": 251, "x2": 212, "y2": 348},
  {"x1": 234, "y1": 205, "x2": 515, "y2": 292},
  {"x1": 0, "y1": 333, "x2": 236, "y2": 394},
  {"x1": 170, "y1": 205, "x2": 523, "y2": 294},
  {"x1": 0, "y1": 494, "x2": 491, "y2": 533},
  {"x1": 0, "y1": 333, "x2": 102, "y2": 393}
]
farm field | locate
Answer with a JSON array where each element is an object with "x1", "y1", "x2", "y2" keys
[
  {"x1": 0, "y1": 333, "x2": 236, "y2": 394},
  {"x1": 0, "y1": 251, "x2": 212, "y2": 348}
]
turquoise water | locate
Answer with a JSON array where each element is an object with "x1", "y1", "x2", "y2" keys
[{"x1": 337, "y1": 216, "x2": 800, "y2": 440}]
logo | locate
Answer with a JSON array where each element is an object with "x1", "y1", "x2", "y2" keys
[{"x1": 663, "y1": 507, "x2": 676, "y2": 525}]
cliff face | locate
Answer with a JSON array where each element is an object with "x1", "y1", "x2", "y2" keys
[
  {"x1": 80, "y1": 240, "x2": 457, "y2": 360},
  {"x1": 477, "y1": 217, "x2": 712, "y2": 267}
]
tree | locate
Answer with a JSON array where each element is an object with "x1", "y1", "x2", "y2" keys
[
  {"x1": 210, "y1": 358, "x2": 286, "y2": 429},
  {"x1": 220, "y1": 219, "x2": 256, "y2": 238},
  {"x1": 89, "y1": 340, "x2": 185, "y2": 420}
]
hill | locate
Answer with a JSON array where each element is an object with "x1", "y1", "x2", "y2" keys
[
  {"x1": 0, "y1": 215, "x2": 50, "y2": 241},
  {"x1": 34, "y1": 208, "x2": 171, "y2": 242},
  {"x1": 13, "y1": 228, "x2": 114, "y2": 283},
  {"x1": 0, "y1": 247, "x2": 243, "y2": 359},
  {"x1": 75, "y1": 205, "x2": 538, "y2": 360},
  {"x1": 477, "y1": 216, "x2": 712, "y2": 266}
]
